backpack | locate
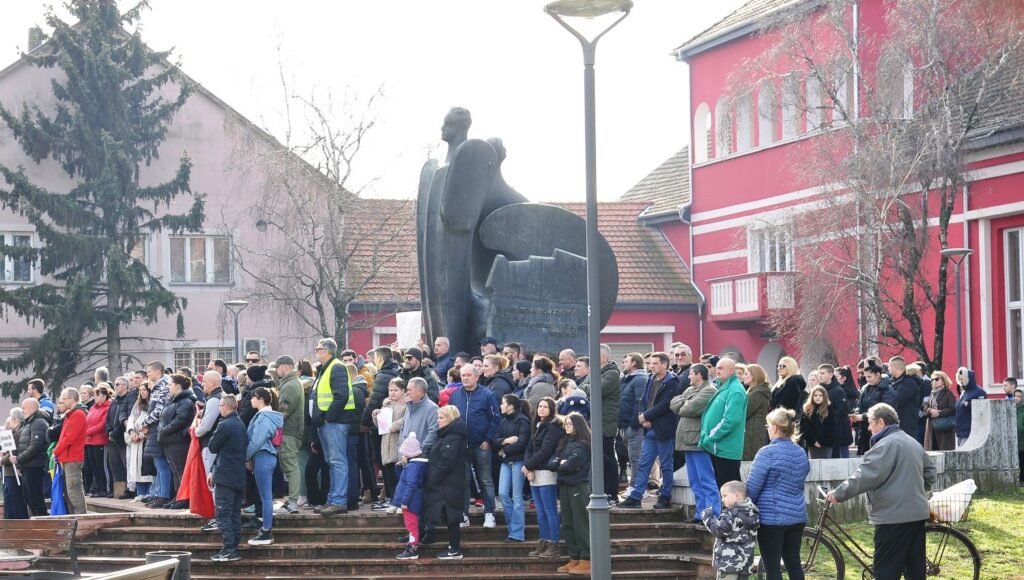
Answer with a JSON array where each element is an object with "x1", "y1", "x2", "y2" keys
[{"x1": 271, "y1": 426, "x2": 284, "y2": 447}]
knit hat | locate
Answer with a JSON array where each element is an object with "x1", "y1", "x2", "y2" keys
[
  {"x1": 515, "y1": 360, "x2": 531, "y2": 376},
  {"x1": 405, "y1": 347, "x2": 424, "y2": 361},
  {"x1": 399, "y1": 432, "x2": 421, "y2": 458},
  {"x1": 246, "y1": 365, "x2": 268, "y2": 383}
]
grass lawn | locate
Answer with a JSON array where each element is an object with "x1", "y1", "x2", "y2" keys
[{"x1": 838, "y1": 489, "x2": 1024, "y2": 580}]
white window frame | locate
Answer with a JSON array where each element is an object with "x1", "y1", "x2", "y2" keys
[
  {"x1": 693, "y1": 102, "x2": 711, "y2": 162},
  {"x1": 169, "y1": 235, "x2": 232, "y2": 285},
  {"x1": 174, "y1": 346, "x2": 235, "y2": 372},
  {"x1": 736, "y1": 93, "x2": 754, "y2": 152},
  {"x1": 748, "y1": 224, "x2": 795, "y2": 273},
  {"x1": 0, "y1": 232, "x2": 34, "y2": 284},
  {"x1": 1005, "y1": 227, "x2": 1023, "y2": 379},
  {"x1": 715, "y1": 98, "x2": 732, "y2": 157},
  {"x1": 781, "y1": 75, "x2": 801, "y2": 140},
  {"x1": 757, "y1": 83, "x2": 776, "y2": 146},
  {"x1": 806, "y1": 75, "x2": 823, "y2": 132}
]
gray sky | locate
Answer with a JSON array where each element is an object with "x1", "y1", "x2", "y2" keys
[{"x1": 1, "y1": 0, "x2": 745, "y2": 201}]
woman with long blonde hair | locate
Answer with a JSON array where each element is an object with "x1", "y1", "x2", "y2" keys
[{"x1": 771, "y1": 356, "x2": 805, "y2": 412}]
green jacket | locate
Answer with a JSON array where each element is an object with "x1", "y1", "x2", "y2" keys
[
  {"x1": 743, "y1": 382, "x2": 772, "y2": 461},
  {"x1": 670, "y1": 381, "x2": 717, "y2": 452},
  {"x1": 699, "y1": 373, "x2": 748, "y2": 460},
  {"x1": 277, "y1": 371, "x2": 305, "y2": 438},
  {"x1": 580, "y1": 361, "x2": 621, "y2": 437}
]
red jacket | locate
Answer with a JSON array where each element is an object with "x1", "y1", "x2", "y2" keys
[
  {"x1": 55, "y1": 405, "x2": 87, "y2": 464},
  {"x1": 85, "y1": 399, "x2": 111, "y2": 446}
]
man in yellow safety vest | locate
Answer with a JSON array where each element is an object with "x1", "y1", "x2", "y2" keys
[{"x1": 310, "y1": 338, "x2": 361, "y2": 517}]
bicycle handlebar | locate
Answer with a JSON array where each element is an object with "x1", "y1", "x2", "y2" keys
[{"x1": 817, "y1": 485, "x2": 831, "y2": 499}]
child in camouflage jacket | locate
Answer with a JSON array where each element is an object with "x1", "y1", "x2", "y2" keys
[{"x1": 701, "y1": 481, "x2": 760, "y2": 579}]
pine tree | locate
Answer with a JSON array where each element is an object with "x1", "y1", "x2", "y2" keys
[{"x1": 0, "y1": 0, "x2": 204, "y2": 398}]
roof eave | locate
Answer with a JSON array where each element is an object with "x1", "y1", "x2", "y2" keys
[
  {"x1": 675, "y1": 22, "x2": 760, "y2": 61},
  {"x1": 965, "y1": 123, "x2": 1024, "y2": 152},
  {"x1": 637, "y1": 209, "x2": 685, "y2": 225}
]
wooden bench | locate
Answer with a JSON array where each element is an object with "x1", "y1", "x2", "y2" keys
[
  {"x1": 0, "y1": 519, "x2": 78, "y2": 576},
  {"x1": 90, "y1": 558, "x2": 178, "y2": 580}
]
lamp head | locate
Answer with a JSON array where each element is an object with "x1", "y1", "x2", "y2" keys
[
  {"x1": 544, "y1": 0, "x2": 633, "y2": 18},
  {"x1": 940, "y1": 247, "x2": 973, "y2": 264},
  {"x1": 224, "y1": 299, "x2": 249, "y2": 314}
]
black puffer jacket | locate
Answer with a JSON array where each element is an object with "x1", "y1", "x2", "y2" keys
[
  {"x1": 524, "y1": 417, "x2": 562, "y2": 471},
  {"x1": 492, "y1": 410, "x2": 531, "y2": 463},
  {"x1": 16, "y1": 413, "x2": 49, "y2": 469},
  {"x1": 158, "y1": 389, "x2": 197, "y2": 447},
  {"x1": 771, "y1": 375, "x2": 806, "y2": 412},
  {"x1": 482, "y1": 370, "x2": 516, "y2": 400},
  {"x1": 239, "y1": 376, "x2": 273, "y2": 427},
  {"x1": 554, "y1": 438, "x2": 590, "y2": 487},
  {"x1": 425, "y1": 418, "x2": 468, "y2": 525}
]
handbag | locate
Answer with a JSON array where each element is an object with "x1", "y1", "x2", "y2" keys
[
  {"x1": 272, "y1": 427, "x2": 284, "y2": 447},
  {"x1": 932, "y1": 415, "x2": 956, "y2": 432}
]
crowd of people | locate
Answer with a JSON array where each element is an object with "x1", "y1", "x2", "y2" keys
[{"x1": 0, "y1": 335, "x2": 1013, "y2": 576}]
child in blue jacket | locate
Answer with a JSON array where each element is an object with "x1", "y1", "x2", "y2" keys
[{"x1": 392, "y1": 432, "x2": 428, "y2": 560}]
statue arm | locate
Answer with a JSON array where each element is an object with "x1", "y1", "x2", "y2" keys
[{"x1": 440, "y1": 139, "x2": 497, "y2": 233}]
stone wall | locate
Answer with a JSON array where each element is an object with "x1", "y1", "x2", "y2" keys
[{"x1": 671, "y1": 399, "x2": 1018, "y2": 522}]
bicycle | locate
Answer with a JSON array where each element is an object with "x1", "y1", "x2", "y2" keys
[{"x1": 756, "y1": 485, "x2": 981, "y2": 579}]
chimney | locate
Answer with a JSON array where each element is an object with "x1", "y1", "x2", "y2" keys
[{"x1": 28, "y1": 27, "x2": 45, "y2": 53}]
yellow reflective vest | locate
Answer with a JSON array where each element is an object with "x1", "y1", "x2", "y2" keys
[{"x1": 316, "y1": 359, "x2": 355, "y2": 412}]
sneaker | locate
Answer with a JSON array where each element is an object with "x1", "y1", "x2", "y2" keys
[
  {"x1": 483, "y1": 513, "x2": 496, "y2": 528},
  {"x1": 653, "y1": 496, "x2": 672, "y2": 510},
  {"x1": 460, "y1": 513, "x2": 471, "y2": 528},
  {"x1": 396, "y1": 507, "x2": 403, "y2": 515},
  {"x1": 320, "y1": 504, "x2": 348, "y2": 517},
  {"x1": 372, "y1": 502, "x2": 390, "y2": 512},
  {"x1": 241, "y1": 518, "x2": 262, "y2": 530},
  {"x1": 437, "y1": 547, "x2": 463, "y2": 560},
  {"x1": 242, "y1": 504, "x2": 256, "y2": 514},
  {"x1": 201, "y1": 520, "x2": 219, "y2": 532},
  {"x1": 395, "y1": 544, "x2": 419, "y2": 560},
  {"x1": 473, "y1": 497, "x2": 483, "y2": 508},
  {"x1": 371, "y1": 499, "x2": 389, "y2": 509},
  {"x1": 211, "y1": 549, "x2": 241, "y2": 562},
  {"x1": 619, "y1": 486, "x2": 636, "y2": 500},
  {"x1": 617, "y1": 497, "x2": 642, "y2": 509},
  {"x1": 248, "y1": 529, "x2": 274, "y2": 546},
  {"x1": 297, "y1": 496, "x2": 308, "y2": 507},
  {"x1": 275, "y1": 501, "x2": 299, "y2": 515},
  {"x1": 383, "y1": 505, "x2": 398, "y2": 514}
]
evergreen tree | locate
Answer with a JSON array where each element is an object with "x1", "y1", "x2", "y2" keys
[{"x1": 0, "y1": 0, "x2": 204, "y2": 398}]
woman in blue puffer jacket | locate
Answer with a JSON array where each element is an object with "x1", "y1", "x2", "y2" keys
[
  {"x1": 746, "y1": 408, "x2": 810, "y2": 580},
  {"x1": 246, "y1": 387, "x2": 283, "y2": 547}
]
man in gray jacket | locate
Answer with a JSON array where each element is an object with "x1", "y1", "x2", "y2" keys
[
  {"x1": 829, "y1": 403, "x2": 936, "y2": 580},
  {"x1": 399, "y1": 378, "x2": 438, "y2": 458}
]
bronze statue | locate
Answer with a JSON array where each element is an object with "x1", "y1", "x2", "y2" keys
[{"x1": 417, "y1": 107, "x2": 618, "y2": 355}]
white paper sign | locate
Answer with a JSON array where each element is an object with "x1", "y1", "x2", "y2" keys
[
  {"x1": 396, "y1": 311, "x2": 423, "y2": 350},
  {"x1": 376, "y1": 407, "x2": 394, "y2": 435},
  {"x1": 0, "y1": 429, "x2": 15, "y2": 452}
]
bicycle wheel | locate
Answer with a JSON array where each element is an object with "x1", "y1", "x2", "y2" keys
[
  {"x1": 757, "y1": 527, "x2": 846, "y2": 579},
  {"x1": 924, "y1": 524, "x2": 981, "y2": 580}
]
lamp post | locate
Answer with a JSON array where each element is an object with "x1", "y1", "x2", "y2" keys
[
  {"x1": 545, "y1": 1, "x2": 631, "y2": 577},
  {"x1": 224, "y1": 299, "x2": 249, "y2": 363},
  {"x1": 941, "y1": 248, "x2": 973, "y2": 368}
]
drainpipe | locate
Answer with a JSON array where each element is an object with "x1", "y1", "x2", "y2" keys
[
  {"x1": 962, "y1": 183, "x2": 972, "y2": 369},
  {"x1": 679, "y1": 202, "x2": 707, "y2": 355}
]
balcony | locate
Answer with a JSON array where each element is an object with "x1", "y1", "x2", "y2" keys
[{"x1": 708, "y1": 272, "x2": 796, "y2": 324}]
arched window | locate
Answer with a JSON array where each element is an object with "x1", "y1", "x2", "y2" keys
[
  {"x1": 715, "y1": 98, "x2": 732, "y2": 157},
  {"x1": 758, "y1": 82, "x2": 776, "y2": 145},
  {"x1": 877, "y1": 50, "x2": 913, "y2": 119},
  {"x1": 735, "y1": 93, "x2": 754, "y2": 152},
  {"x1": 693, "y1": 102, "x2": 711, "y2": 162},
  {"x1": 781, "y1": 75, "x2": 800, "y2": 140},
  {"x1": 832, "y1": 64, "x2": 852, "y2": 126}
]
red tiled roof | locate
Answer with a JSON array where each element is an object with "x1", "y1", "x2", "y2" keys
[{"x1": 347, "y1": 199, "x2": 700, "y2": 306}]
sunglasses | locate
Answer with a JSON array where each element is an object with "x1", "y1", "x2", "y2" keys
[{"x1": 245, "y1": 358, "x2": 260, "y2": 363}]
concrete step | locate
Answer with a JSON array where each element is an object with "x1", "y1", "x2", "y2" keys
[
  {"x1": 36, "y1": 553, "x2": 695, "y2": 576},
  {"x1": 75, "y1": 537, "x2": 700, "y2": 559},
  {"x1": 114, "y1": 506, "x2": 687, "y2": 529},
  {"x1": 92, "y1": 520, "x2": 697, "y2": 543},
  {"x1": 187, "y1": 571, "x2": 698, "y2": 579}
]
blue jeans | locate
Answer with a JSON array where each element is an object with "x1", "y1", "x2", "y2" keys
[
  {"x1": 319, "y1": 422, "x2": 350, "y2": 507},
  {"x1": 464, "y1": 445, "x2": 496, "y2": 514},
  {"x1": 499, "y1": 460, "x2": 526, "y2": 540},
  {"x1": 628, "y1": 431, "x2": 674, "y2": 501},
  {"x1": 153, "y1": 455, "x2": 172, "y2": 500},
  {"x1": 685, "y1": 450, "x2": 719, "y2": 517},
  {"x1": 531, "y1": 483, "x2": 559, "y2": 542},
  {"x1": 135, "y1": 481, "x2": 151, "y2": 497},
  {"x1": 253, "y1": 450, "x2": 276, "y2": 530}
]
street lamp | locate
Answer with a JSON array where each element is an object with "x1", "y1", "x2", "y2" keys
[
  {"x1": 941, "y1": 248, "x2": 973, "y2": 368},
  {"x1": 224, "y1": 299, "x2": 249, "y2": 363},
  {"x1": 545, "y1": 1, "x2": 631, "y2": 578}
]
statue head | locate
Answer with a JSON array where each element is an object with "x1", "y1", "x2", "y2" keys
[
  {"x1": 486, "y1": 137, "x2": 507, "y2": 164},
  {"x1": 441, "y1": 107, "x2": 472, "y2": 144}
]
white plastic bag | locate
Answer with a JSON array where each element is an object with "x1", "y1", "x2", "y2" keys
[{"x1": 929, "y1": 479, "x2": 977, "y2": 522}]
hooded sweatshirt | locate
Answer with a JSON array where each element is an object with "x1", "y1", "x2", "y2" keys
[
  {"x1": 246, "y1": 406, "x2": 284, "y2": 459},
  {"x1": 954, "y1": 367, "x2": 987, "y2": 440}
]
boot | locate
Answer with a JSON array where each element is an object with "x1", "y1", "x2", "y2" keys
[
  {"x1": 540, "y1": 541, "x2": 563, "y2": 559},
  {"x1": 527, "y1": 539, "x2": 548, "y2": 557},
  {"x1": 556, "y1": 559, "x2": 578, "y2": 573},
  {"x1": 568, "y1": 560, "x2": 590, "y2": 575},
  {"x1": 113, "y1": 481, "x2": 128, "y2": 500}
]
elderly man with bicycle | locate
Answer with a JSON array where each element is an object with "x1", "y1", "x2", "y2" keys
[{"x1": 828, "y1": 403, "x2": 936, "y2": 580}]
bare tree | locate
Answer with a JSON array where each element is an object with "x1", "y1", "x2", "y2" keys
[
  {"x1": 225, "y1": 72, "x2": 416, "y2": 348},
  {"x1": 724, "y1": 0, "x2": 1024, "y2": 368}
]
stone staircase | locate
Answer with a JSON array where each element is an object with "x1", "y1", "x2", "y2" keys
[{"x1": 27, "y1": 503, "x2": 714, "y2": 578}]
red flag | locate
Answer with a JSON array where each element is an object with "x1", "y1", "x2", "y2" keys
[{"x1": 177, "y1": 427, "x2": 215, "y2": 519}]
